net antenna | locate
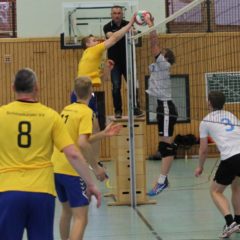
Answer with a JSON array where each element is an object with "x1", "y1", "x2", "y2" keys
[{"x1": 132, "y1": 0, "x2": 206, "y2": 39}]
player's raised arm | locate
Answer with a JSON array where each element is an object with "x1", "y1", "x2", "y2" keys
[
  {"x1": 104, "y1": 14, "x2": 135, "y2": 49},
  {"x1": 144, "y1": 15, "x2": 160, "y2": 57}
]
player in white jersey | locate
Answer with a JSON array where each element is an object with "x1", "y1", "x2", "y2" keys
[
  {"x1": 195, "y1": 91, "x2": 240, "y2": 238},
  {"x1": 144, "y1": 15, "x2": 178, "y2": 196}
]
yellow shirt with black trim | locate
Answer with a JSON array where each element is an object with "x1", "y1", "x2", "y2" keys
[
  {"x1": 52, "y1": 102, "x2": 93, "y2": 176},
  {"x1": 0, "y1": 101, "x2": 73, "y2": 196},
  {"x1": 78, "y1": 42, "x2": 106, "y2": 87}
]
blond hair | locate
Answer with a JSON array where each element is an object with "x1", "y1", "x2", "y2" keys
[
  {"x1": 81, "y1": 34, "x2": 93, "y2": 50},
  {"x1": 74, "y1": 76, "x2": 92, "y2": 100}
]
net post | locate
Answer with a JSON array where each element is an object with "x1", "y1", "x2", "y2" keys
[
  {"x1": 125, "y1": 31, "x2": 137, "y2": 209},
  {"x1": 132, "y1": 39, "x2": 137, "y2": 108}
]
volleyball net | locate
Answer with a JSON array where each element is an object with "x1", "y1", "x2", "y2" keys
[{"x1": 131, "y1": 0, "x2": 240, "y2": 128}]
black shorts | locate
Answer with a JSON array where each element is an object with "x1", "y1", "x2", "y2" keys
[
  {"x1": 214, "y1": 154, "x2": 240, "y2": 185},
  {"x1": 157, "y1": 100, "x2": 178, "y2": 137}
]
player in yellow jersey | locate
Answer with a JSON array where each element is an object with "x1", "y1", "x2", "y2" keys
[
  {"x1": 70, "y1": 14, "x2": 136, "y2": 191},
  {"x1": 52, "y1": 76, "x2": 122, "y2": 240},
  {"x1": 78, "y1": 14, "x2": 135, "y2": 87},
  {"x1": 71, "y1": 13, "x2": 136, "y2": 103},
  {"x1": 0, "y1": 68, "x2": 101, "y2": 240},
  {"x1": 70, "y1": 13, "x2": 135, "y2": 105}
]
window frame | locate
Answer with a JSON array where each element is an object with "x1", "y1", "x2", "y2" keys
[{"x1": 145, "y1": 74, "x2": 191, "y2": 125}]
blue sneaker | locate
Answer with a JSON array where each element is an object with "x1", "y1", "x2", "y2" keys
[{"x1": 147, "y1": 178, "x2": 169, "y2": 196}]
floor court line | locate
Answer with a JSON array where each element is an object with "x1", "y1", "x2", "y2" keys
[{"x1": 135, "y1": 207, "x2": 163, "y2": 240}]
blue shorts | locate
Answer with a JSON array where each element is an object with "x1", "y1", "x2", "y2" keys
[
  {"x1": 55, "y1": 173, "x2": 89, "y2": 208},
  {"x1": 0, "y1": 191, "x2": 55, "y2": 240},
  {"x1": 70, "y1": 91, "x2": 98, "y2": 115}
]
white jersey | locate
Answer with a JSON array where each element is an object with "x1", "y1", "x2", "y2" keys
[
  {"x1": 146, "y1": 54, "x2": 172, "y2": 100},
  {"x1": 200, "y1": 110, "x2": 240, "y2": 160}
]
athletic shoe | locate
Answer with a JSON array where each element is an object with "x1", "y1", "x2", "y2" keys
[
  {"x1": 115, "y1": 111, "x2": 122, "y2": 119},
  {"x1": 232, "y1": 223, "x2": 240, "y2": 233},
  {"x1": 147, "y1": 178, "x2": 169, "y2": 196},
  {"x1": 220, "y1": 222, "x2": 239, "y2": 238},
  {"x1": 134, "y1": 108, "x2": 145, "y2": 118},
  {"x1": 237, "y1": 226, "x2": 240, "y2": 233}
]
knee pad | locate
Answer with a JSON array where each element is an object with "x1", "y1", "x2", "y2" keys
[{"x1": 158, "y1": 142, "x2": 177, "y2": 158}]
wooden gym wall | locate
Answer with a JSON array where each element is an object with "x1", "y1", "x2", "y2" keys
[{"x1": 0, "y1": 32, "x2": 240, "y2": 159}]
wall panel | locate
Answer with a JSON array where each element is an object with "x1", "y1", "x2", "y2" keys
[{"x1": 1, "y1": 33, "x2": 240, "y2": 159}]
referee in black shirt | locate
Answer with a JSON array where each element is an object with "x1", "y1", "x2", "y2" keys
[{"x1": 103, "y1": 5, "x2": 143, "y2": 118}]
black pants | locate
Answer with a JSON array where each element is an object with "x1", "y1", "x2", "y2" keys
[{"x1": 157, "y1": 100, "x2": 178, "y2": 137}]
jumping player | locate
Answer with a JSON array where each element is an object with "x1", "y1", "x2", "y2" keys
[
  {"x1": 144, "y1": 15, "x2": 178, "y2": 196},
  {"x1": 70, "y1": 14, "x2": 136, "y2": 173}
]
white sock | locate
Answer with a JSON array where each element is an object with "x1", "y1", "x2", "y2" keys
[{"x1": 157, "y1": 174, "x2": 167, "y2": 184}]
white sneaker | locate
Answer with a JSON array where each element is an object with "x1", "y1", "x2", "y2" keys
[
  {"x1": 220, "y1": 222, "x2": 239, "y2": 238},
  {"x1": 236, "y1": 224, "x2": 240, "y2": 233}
]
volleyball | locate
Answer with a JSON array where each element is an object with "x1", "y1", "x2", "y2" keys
[{"x1": 134, "y1": 10, "x2": 152, "y2": 26}]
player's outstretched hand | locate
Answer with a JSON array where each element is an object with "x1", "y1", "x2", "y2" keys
[
  {"x1": 87, "y1": 184, "x2": 101, "y2": 208},
  {"x1": 144, "y1": 14, "x2": 154, "y2": 27},
  {"x1": 104, "y1": 122, "x2": 123, "y2": 136},
  {"x1": 129, "y1": 13, "x2": 137, "y2": 26},
  {"x1": 194, "y1": 166, "x2": 203, "y2": 177},
  {"x1": 101, "y1": 59, "x2": 115, "y2": 81},
  {"x1": 106, "y1": 59, "x2": 115, "y2": 70}
]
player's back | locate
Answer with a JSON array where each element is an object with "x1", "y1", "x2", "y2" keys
[
  {"x1": 0, "y1": 101, "x2": 59, "y2": 171},
  {"x1": 201, "y1": 110, "x2": 240, "y2": 159},
  {"x1": 52, "y1": 102, "x2": 93, "y2": 176},
  {"x1": 0, "y1": 100, "x2": 72, "y2": 195}
]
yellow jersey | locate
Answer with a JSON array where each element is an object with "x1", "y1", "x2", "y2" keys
[
  {"x1": 52, "y1": 102, "x2": 93, "y2": 176},
  {"x1": 78, "y1": 42, "x2": 106, "y2": 87},
  {"x1": 0, "y1": 101, "x2": 73, "y2": 196}
]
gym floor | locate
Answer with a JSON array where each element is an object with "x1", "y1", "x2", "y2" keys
[{"x1": 24, "y1": 158, "x2": 239, "y2": 240}]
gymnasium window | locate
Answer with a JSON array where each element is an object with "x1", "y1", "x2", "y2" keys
[
  {"x1": 166, "y1": 0, "x2": 240, "y2": 33},
  {"x1": 0, "y1": 0, "x2": 16, "y2": 37},
  {"x1": 145, "y1": 75, "x2": 190, "y2": 124}
]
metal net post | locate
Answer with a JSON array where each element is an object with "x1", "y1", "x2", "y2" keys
[{"x1": 125, "y1": 31, "x2": 137, "y2": 208}]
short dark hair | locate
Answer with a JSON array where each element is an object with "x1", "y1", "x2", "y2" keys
[
  {"x1": 14, "y1": 68, "x2": 37, "y2": 93},
  {"x1": 163, "y1": 48, "x2": 176, "y2": 65},
  {"x1": 81, "y1": 34, "x2": 94, "y2": 50},
  {"x1": 74, "y1": 76, "x2": 92, "y2": 100},
  {"x1": 208, "y1": 91, "x2": 225, "y2": 110}
]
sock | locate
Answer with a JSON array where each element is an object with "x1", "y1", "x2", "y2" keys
[
  {"x1": 157, "y1": 174, "x2": 167, "y2": 184},
  {"x1": 234, "y1": 215, "x2": 240, "y2": 224},
  {"x1": 225, "y1": 214, "x2": 234, "y2": 226}
]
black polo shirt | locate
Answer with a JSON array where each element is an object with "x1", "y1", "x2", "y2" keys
[{"x1": 103, "y1": 20, "x2": 129, "y2": 66}]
